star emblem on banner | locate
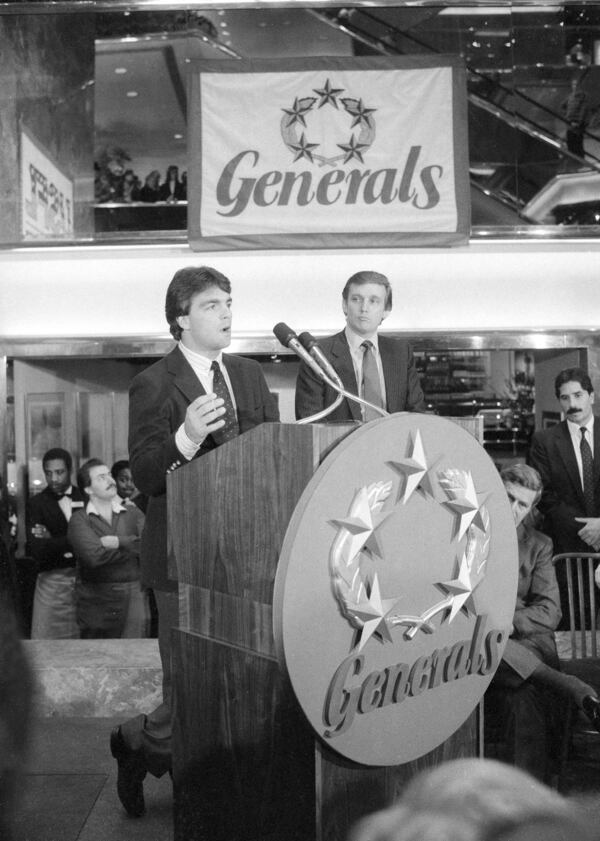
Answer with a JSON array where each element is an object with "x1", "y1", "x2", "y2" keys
[
  {"x1": 337, "y1": 135, "x2": 369, "y2": 164},
  {"x1": 282, "y1": 96, "x2": 316, "y2": 128},
  {"x1": 280, "y1": 85, "x2": 376, "y2": 167},
  {"x1": 341, "y1": 97, "x2": 377, "y2": 128},
  {"x1": 290, "y1": 133, "x2": 320, "y2": 163},
  {"x1": 313, "y1": 78, "x2": 345, "y2": 108}
]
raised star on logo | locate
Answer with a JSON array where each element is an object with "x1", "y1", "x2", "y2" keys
[
  {"x1": 337, "y1": 134, "x2": 369, "y2": 164},
  {"x1": 342, "y1": 97, "x2": 377, "y2": 128},
  {"x1": 436, "y1": 548, "x2": 486, "y2": 622},
  {"x1": 290, "y1": 133, "x2": 319, "y2": 163},
  {"x1": 282, "y1": 96, "x2": 316, "y2": 128},
  {"x1": 387, "y1": 429, "x2": 441, "y2": 504},
  {"x1": 439, "y1": 469, "x2": 491, "y2": 541},
  {"x1": 330, "y1": 485, "x2": 392, "y2": 562},
  {"x1": 353, "y1": 575, "x2": 401, "y2": 651}
]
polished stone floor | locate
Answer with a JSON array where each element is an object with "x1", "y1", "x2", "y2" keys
[
  {"x1": 14, "y1": 713, "x2": 600, "y2": 841},
  {"x1": 14, "y1": 717, "x2": 173, "y2": 841}
]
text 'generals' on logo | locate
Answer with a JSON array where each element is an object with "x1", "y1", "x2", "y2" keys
[{"x1": 323, "y1": 614, "x2": 506, "y2": 738}]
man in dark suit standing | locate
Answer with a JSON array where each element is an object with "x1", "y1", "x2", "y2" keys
[
  {"x1": 529, "y1": 367, "x2": 600, "y2": 621},
  {"x1": 529, "y1": 367, "x2": 600, "y2": 555},
  {"x1": 295, "y1": 270, "x2": 425, "y2": 421},
  {"x1": 27, "y1": 447, "x2": 85, "y2": 638},
  {"x1": 110, "y1": 266, "x2": 279, "y2": 818}
]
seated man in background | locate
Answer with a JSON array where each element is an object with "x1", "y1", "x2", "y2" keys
[
  {"x1": 27, "y1": 447, "x2": 84, "y2": 639},
  {"x1": 486, "y1": 463, "x2": 600, "y2": 781},
  {"x1": 68, "y1": 458, "x2": 148, "y2": 639},
  {"x1": 295, "y1": 270, "x2": 425, "y2": 422}
]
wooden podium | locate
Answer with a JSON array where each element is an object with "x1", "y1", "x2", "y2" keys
[{"x1": 167, "y1": 422, "x2": 479, "y2": 841}]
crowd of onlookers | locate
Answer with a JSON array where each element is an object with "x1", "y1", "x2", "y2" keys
[{"x1": 94, "y1": 163, "x2": 187, "y2": 204}]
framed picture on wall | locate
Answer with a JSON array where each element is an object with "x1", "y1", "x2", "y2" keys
[
  {"x1": 542, "y1": 411, "x2": 561, "y2": 429},
  {"x1": 26, "y1": 393, "x2": 65, "y2": 494}
]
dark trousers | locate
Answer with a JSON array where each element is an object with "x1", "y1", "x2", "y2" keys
[{"x1": 120, "y1": 587, "x2": 179, "y2": 777}]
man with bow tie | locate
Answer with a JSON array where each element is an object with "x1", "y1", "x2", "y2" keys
[{"x1": 27, "y1": 447, "x2": 85, "y2": 638}]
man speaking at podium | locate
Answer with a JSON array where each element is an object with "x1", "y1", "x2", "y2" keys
[
  {"x1": 295, "y1": 270, "x2": 426, "y2": 422},
  {"x1": 110, "y1": 266, "x2": 279, "y2": 818}
]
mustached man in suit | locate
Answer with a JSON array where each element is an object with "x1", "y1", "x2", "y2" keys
[
  {"x1": 110, "y1": 266, "x2": 279, "y2": 818},
  {"x1": 295, "y1": 270, "x2": 426, "y2": 422},
  {"x1": 529, "y1": 368, "x2": 600, "y2": 625},
  {"x1": 530, "y1": 367, "x2": 600, "y2": 556},
  {"x1": 27, "y1": 447, "x2": 85, "y2": 639}
]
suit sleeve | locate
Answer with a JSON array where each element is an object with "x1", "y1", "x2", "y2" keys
[
  {"x1": 26, "y1": 495, "x2": 74, "y2": 571},
  {"x1": 295, "y1": 359, "x2": 328, "y2": 420},
  {"x1": 513, "y1": 534, "x2": 561, "y2": 635},
  {"x1": 529, "y1": 431, "x2": 584, "y2": 546},
  {"x1": 128, "y1": 369, "x2": 184, "y2": 498}
]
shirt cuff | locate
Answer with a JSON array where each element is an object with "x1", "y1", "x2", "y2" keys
[{"x1": 175, "y1": 423, "x2": 202, "y2": 461}]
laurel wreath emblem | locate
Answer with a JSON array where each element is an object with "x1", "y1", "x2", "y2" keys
[
  {"x1": 280, "y1": 78, "x2": 376, "y2": 167},
  {"x1": 329, "y1": 457, "x2": 491, "y2": 652}
]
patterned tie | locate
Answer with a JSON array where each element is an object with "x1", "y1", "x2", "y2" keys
[
  {"x1": 580, "y1": 427, "x2": 595, "y2": 515},
  {"x1": 361, "y1": 340, "x2": 384, "y2": 422},
  {"x1": 210, "y1": 360, "x2": 239, "y2": 445}
]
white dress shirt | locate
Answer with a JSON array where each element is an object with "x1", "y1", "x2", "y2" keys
[
  {"x1": 175, "y1": 342, "x2": 236, "y2": 460},
  {"x1": 567, "y1": 414, "x2": 595, "y2": 487},
  {"x1": 345, "y1": 327, "x2": 387, "y2": 417}
]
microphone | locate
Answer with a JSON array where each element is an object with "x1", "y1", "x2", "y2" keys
[
  {"x1": 273, "y1": 323, "x2": 326, "y2": 380},
  {"x1": 298, "y1": 332, "x2": 342, "y2": 385}
]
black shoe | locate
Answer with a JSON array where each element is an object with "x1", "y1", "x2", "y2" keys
[
  {"x1": 110, "y1": 726, "x2": 147, "y2": 817},
  {"x1": 582, "y1": 695, "x2": 600, "y2": 734}
]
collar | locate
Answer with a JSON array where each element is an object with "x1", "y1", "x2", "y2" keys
[
  {"x1": 344, "y1": 327, "x2": 379, "y2": 354},
  {"x1": 53, "y1": 485, "x2": 73, "y2": 499},
  {"x1": 567, "y1": 414, "x2": 595, "y2": 438},
  {"x1": 178, "y1": 342, "x2": 223, "y2": 373},
  {"x1": 85, "y1": 497, "x2": 127, "y2": 517}
]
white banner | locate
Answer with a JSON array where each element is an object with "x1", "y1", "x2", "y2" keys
[{"x1": 189, "y1": 56, "x2": 470, "y2": 250}]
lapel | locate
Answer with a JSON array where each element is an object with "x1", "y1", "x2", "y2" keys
[
  {"x1": 167, "y1": 345, "x2": 206, "y2": 405},
  {"x1": 379, "y1": 336, "x2": 399, "y2": 412},
  {"x1": 555, "y1": 420, "x2": 585, "y2": 504},
  {"x1": 329, "y1": 332, "x2": 361, "y2": 421},
  {"x1": 222, "y1": 353, "x2": 246, "y2": 405},
  {"x1": 593, "y1": 415, "x2": 600, "y2": 486}
]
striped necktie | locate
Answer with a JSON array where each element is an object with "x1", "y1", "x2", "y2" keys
[
  {"x1": 580, "y1": 427, "x2": 595, "y2": 516},
  {"x1": 361, "y1": 340, "x2": 384, "y2": 422}
]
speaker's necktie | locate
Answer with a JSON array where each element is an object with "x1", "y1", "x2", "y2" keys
[
  {"x1": 361, "y1": 340, "x2": 384, "y2": 422},
  {"x1": 580, "y1": 426, "x2": 595, "y2": 516},
  {"x1": 210, "y1": 360, "x2": 239, "y2": 445}
]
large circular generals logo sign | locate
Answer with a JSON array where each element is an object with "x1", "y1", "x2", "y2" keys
[{"x1": 273, "y1": 414, "x2": 518, "y2": 766}]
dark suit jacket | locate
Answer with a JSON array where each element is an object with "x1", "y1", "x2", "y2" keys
[
  {"x1": 27, "y1": 486, "x2": 86, "y2": 573},
  {"x1": 529, "y1": 418, "x2": 600, "y2": 554},
  {"x1": 295, "y1": 331, "x2": 426, "y2": 422},
  {"x1": 501, "y1": 523, "x2": 561, "y2": 680},
  {"x1": 128, "y1": 345, "x2": 279, "y2": 590}
]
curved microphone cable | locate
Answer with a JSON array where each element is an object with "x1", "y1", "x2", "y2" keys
[{"x1": 272, "y1": 322, "x2": 344, "y2": 424}]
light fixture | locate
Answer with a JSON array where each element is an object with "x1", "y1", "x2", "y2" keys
[{"x1": 126, "y1": 90, "x2": 138, "y2": 98}]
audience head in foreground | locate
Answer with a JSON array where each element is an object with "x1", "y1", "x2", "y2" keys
[{"x1": 348, "y1": 758, "x2": 596, "y2": 841}]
